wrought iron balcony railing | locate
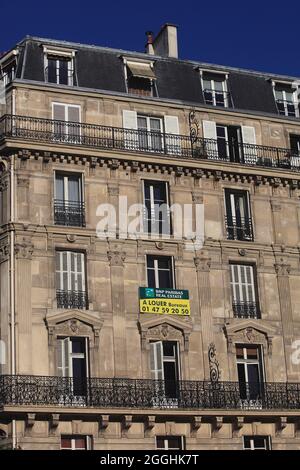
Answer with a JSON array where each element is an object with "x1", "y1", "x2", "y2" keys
[
  {"x1": 1, "y1": 375, "x2": 300, "y2": 410},
  {"x1": 225, "y1": 216, "x2": 254, "y2": 241},
  {"x1": 54, "y1": 199, "x2": 85, "y2": 227},
  {"x1": 1, "y1": 114, "x2": 300, "y2": 171},
  {"x1": 232, "y1": 301, "x2": 261, "y2": 319},
  {"x1": 56, "y1": 290, "x2": 88, "y2": 310}
]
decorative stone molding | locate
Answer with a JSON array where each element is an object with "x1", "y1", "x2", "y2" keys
[
  {"x1": 15, "y1": 237, "x2": 34, "y2": 259},
  {"x1": 191, "y1": 416, "x2": 202, "y2": 436},
  {"x1": 0, "y1": 243, "x2": 9, "y2": 263},
  {"x1": 232, "y1": 416, "x2": 244, "y2": 437},
  {"x1": 211, "y1": 416, "x2": 223, "y2": 435},
  {"x1": 98, "y1": 415, "x2": 109, "y2": 431},
  {"x1": 138, "y1": 316, "x2": 192, "y2": 352},
  {"x1": 66, "y1": 234, "x2": 76, "y2": 243},
  {"x1": 49, "y1": 414, "x2": 60, "y2": 435},
  {"x1": 224, "y1": 319, "x2": 276, "y2": 356},
  {"x1": 144, "y1": 415, "x2": 156, "y2": 432},
  {"x1": 121, "y1": 415, "x2": 132, "y2": 431},
  {"x1": 107, "y1": 184, "x2": 119, "y2": 196},
  {"x1": 194, "y1": 254, "x2": 211, "y2": 272},
  {"x1": 192, "y1": 192, "x2": 203, "y2": 204},
  {"x1": 107, "y1": 250, "x2": 126, "y2": 267},
  {"x1": 275, "y1": 262, "x2": 291, "y2": 276},
  {"x1": 275, "y1": 416, "x2": 287, "y2": 436},
  {"x1": 45, "y1": 309, "x2": 103, "y2": 348},
  {"x1": 17, "y1": 177, "x2": 30, "y2": 188},
  {"x1": 0, "y1": 177, "x2": 8, "y2": 192}
]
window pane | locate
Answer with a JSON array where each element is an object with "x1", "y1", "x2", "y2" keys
[
  {"x1": 59, "y1": 59, "x2": 69, "y2": 85},
  {"x1": 214, "y1": 80, "x2": 224, "y2": 91},
  {"x1": 61, "y1": 437, "x2": 72, "y2": 449},
  {"x1": 55, "y1": 174, "x2": 64, "y2": 200},
  {"x1": 74, "y1": 438, "x2": 86, "y2": 449},
  {"x1": 47, "y1": 58, "x2": 57, "y2": 83}
]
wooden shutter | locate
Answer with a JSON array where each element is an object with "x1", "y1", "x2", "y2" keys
[
  {"x1": 164, "y1": 116, "x2": 180, "y2": 155},
  {"x1": 52, "y1": 103, "x2": 66, "y2": 121},
  {"x1": 202, "y1": 120, "x2": 218, "y2": 157},
  {"x1": 230, "y1": 264, "x2": 256, "y2": 303},
  {"x1": 150, "y1": 341, "x2": 164, "y2": 380},
  {"x1": 122, "y1": 110, "x2": 138, "y2": 149},
  {"x1": 241, "y1": 126, "x2": 257, "y2": 162},
  {"x1": 57, "y1": 337, "x2": 71, "y2": 377}
]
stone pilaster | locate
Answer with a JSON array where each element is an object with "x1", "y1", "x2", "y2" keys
[{"x1": 107, "y1": 249, "x2": 127, "y2": 376}]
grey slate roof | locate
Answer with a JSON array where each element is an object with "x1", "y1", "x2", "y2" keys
[{"x1": 7, "y1": 36, "x2": 300, "y2": 116}]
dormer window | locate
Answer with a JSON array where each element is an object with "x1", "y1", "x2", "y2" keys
[
  {"x1": 273, "y1": 82, "x2": 299, "y2": 117},
  {"x1": 201, "y1": 70, "x2": 231, "y2": 108},
  {"x1": 43, "y1": 46, "x2": 76, "y2": 86},
  {"x1": 124, "y1": 58, "x2": 157, "y2": 97},
  {"x1": 0, "y1": 50, "x2": 18, "y2": 86}
]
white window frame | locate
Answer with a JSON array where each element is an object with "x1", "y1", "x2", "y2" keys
[
  {"x1": 201, "y1": 74, "x2": 229, "y2": 107},
  {"x1": 137, "y1": 115, "x2": 164, "y2": 151},
  {"x1": 43, "y1": 46, "x2": 75, "y2": 86},
  {"x1": 236, "y1": 345, "x2": 265, "y2": 386},
  {"x1": 56, "y1": 251, "x2": 86, "y2": 293},
  {"x1": 225, "y1": 189, "x2": 251, "y2": 222},
  {"x1": 229, "y1": 264, "x2": 257, "y2": 304},
  {"x1": 243, "y1": 435, "x2": 271, "y2": 450},
  {"x1": 146, "y1": 255, "x2": 175, "y2": 289},
  {"x1": 52, "y1": 102, "x2": 81, "y2": 125},
  {"x1": 274, "y1": 85, "x2": 299, "y2": 117},
  {"x1": 57, "y1": 336, "x2": 89, "y2": 380},
  {"x1": 123, "y1": 58, "x2": 156, "y2": 96},
  {"x1": 54, "y1": 171, "x2": 84, "y2": 203},
  {"x1": 142, "y1": 180, "x2": 171, "y2": 236},
  {"x1": 61, "y1": 435, "x2": 92, "y2": 450},
  {"x1": 155, "y1": 435, "x2": 185, "y2": 450},
  {"x1": 216, "y1": 124, "x2": 230, "y2": 157}
]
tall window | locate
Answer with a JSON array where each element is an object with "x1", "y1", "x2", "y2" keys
[
  {"x1": 224, "y1": 189, "x2": 253, "y2": 241},
  {"x1": 274, "y1": 84, "x2": 299, "y2": 117},
  {"x1": 56, "y1": 251, "x2": 87, "y2": 309},
  {"x1": 216, "y1": 125, "x2": 242, "y2": 162},
  {"x1": 147, "y1": 255, "x2": 175, "y2": 289},
  {"x1": 46, "y1": 56, "x2": 74, "y2": 86},
  {"x1": 143, "y1": 180, "x2": 171, "y2": 235},
  {"x1": 138, "y1": 115, "x2": 163, "y2": 152},
  {"x1": 52, "y1": 103, "x2": 81, "y2": 143},
  {"x1": 58, "y1": 337, "x2": 89, "y2": 397},
  {"x1": 54, "y1": 173, "x2": 85, "y2": 227},
  {"x1": 61, "y1": 435, "x2": 92, "y2": 450},
  {"x1": 156, "y1": 436, "x2": 185, "y2": 450},
  {"x1": 236, "y1": 345, "x2": 264, "y2": 407},
  {"x1": 243, "y1": 436, "x2": 271, "y2": 451},
  {"x1": 229, "y1": 263, "x2": 260, "y2": 319},
  {"x1": 0, "y1": 60, "x2": 16, "y2": 86},
  {"x1": 202, "y1": 72, "x2": 230, "y2": 108},
  {"x1": 150, "y1": 341, "x2": 180, "y2": 401}
]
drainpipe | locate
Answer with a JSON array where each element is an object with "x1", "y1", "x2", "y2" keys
[{"x1": 10, "y1": 87, "x2": 16, "y2": 449}]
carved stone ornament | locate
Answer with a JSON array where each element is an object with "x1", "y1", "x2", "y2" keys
[
  {"x1": 194, "y1": 255, "x2": 211, "y2": 272},
  {"x1": 107, "y1": 250, "x2": 126, "y2": 267},
  {"x1": 138, "y1": 316, "x2": 192, "y2": 352},
  {"x1": 15, "y1": 237, "x2": 34, "y2": 259},
  {"x1": 45, "y1": 309, "x2": 103, "y2": 348},
  {"x1": 0, "y1": 243, "x2": 9, "y2": 263},
  {"x1": 274, "y1": 262, "x2": 291, "y2": 276},
  {"x1": 224, "y1": 320, "x2": 276, "y2": 356}
]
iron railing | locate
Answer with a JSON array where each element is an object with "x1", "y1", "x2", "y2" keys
[
  {"x1": 225, "y1": 216, "x2": 254, "y2": 241},
  {"x1": 0, "y1": 375, "x2": 300, "y2": 410},
  {"x1": 232, "y1": 301, "x2": 260, "y2": 319},
  {"x1": 56, "y1": 290, "x2": 88, "y2": 310},
  {"x1": 54, "y1": 199, "x2": 85, "y2": 227},
  {"x1": 1, "y1": 114, "x2": 300, "y2": 171}
]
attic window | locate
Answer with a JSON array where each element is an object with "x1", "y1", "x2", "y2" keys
[
  {"x1": 0, "y1": 59, "x2": 17, "y2": 86},
  {"x1": 273, "y1": 81, "x2": 299, "y2": 118},
  {"x1": 43, "y1": 46, "x2": 76, "y2": 86},
  {"x1": 125, "y1": 59, "x2": 157, "y2": 97},
  {"x1": 200, "y1": 70, "x2": 231, "y2": 108}
]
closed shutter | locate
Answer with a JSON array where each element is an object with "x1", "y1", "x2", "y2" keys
[
  {"x1": 56, "y1": 251, "x2": 85, "y2": 292},
  {"x1": 57, "y1": 337, "x2": 71, "y2": 377},
  {"x1": 53, "y1": 103, "x2": 66, "y2": 121},
  {"x1": 123, "y1": 110, "x2": 138, "y2": 150},
  {"x1": 164, "y1": 115, "x2": 180, "y2": 155},
  {"x1": 230, "y1": 264, "x2": 256, "y2": 303},
  {"x1": 150, "y1": 341, "x2": 164, "y2": 380},
  {"x1": 241, "y1": 126, "x2": 257, "y2": 163},
  {"x1": 67, "y1": 105, "x2": 80, "y2": 140},
  {"x1": 202, "y1": 120, "x2": 218, "y2": 158}
]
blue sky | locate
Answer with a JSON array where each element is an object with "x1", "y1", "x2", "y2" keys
[{"x1": 2, "y1": 0, "x2": 300, "y2": 77}]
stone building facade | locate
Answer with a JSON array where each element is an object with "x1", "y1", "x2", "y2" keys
[{"x1": 1, "y1": 24, "x2": 300, "y2": 450}]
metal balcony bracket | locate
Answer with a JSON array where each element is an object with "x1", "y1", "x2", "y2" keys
[
  {"x1": 211, "y1": 416, "x2": 223, "y2": 435},
  {"x1": 232, "y1": 416, "x2": 244, "y2": 437},
  {"x1": 98, "y1": 415, "x2": 109, "y2": 431},
  {"x1": 191, "y1": 416, "x2": 202, "y2": 437},
  {"x1": 275, "y1": 416, "x2": 288, "y2": 436}
]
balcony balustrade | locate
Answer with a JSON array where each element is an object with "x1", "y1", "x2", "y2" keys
[
  {"x1": 56, "y1": 290, "x2": 88, "y2": 310},
  {"x1": 54, "y1": 199, "x2": 85, "y2": 227},
  {"x1": 232, "y1": 301, "x2": 261, "y2": 319}
]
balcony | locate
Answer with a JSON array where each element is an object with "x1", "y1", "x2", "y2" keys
[
  {"x1": 233, "y1": 301, "x2": 260, "y2": 319},
  {"x1": 1, "y1": 114, "x2": 300, "y2": 171},
  {"x1": 54, "y1": 199, "x2": 85, "y2": 227},
  {"x1": 0, "y1": 375, "x2": 300, "y2": 410},
  {"x1": 225, "y1": 216, "x2": 254, "y2": 241},
  {"x1": 56, "y1": 290, "x2": 88, "y2": 310}
]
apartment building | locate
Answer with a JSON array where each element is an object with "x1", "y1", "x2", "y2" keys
[{"x1": 0, "y1": 24, "x2": 300, "y2": 450}]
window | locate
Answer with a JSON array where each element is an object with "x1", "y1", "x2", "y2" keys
[
  {"x1": 224, "y1": 189, "x2": 253, "y2": 241},
  {"x1": 125, "y1": 60, "x2": 157, "y2": 97},
  {"x1": 61, "y1": 435, "x2": 92, "y2": 450},
  {"x1": 54, "y1": 173, "x2": 85, "y2": 227},
  {"x1": 216, "y1": 125, "x2": 242, "y2": 162},
  {"x1": 138, "y1": 115, "x2": 163, "y2": 152},
  {"x1": 0, "y1": 60, "x2": 16, "y2": 86},
  {"x1": 143, "y1": 180, "x2": 171, "y2": 235},
  {"x1": 202, "y1": 72, "x2": 230, "y2": 108},
  {"x1": 58, "y1": 337, "x2": 89, "y2": 396},
  {"x1": 156, "y1": 436, "x2": 185, "y2": 450},
  {"x1": 243, "y1": 436, "x2": 271, "y2": 450},
  {"x1": 236, "y1": 345, "x2": 264, "y2": 407},
  {"x1": 150, "y1": 341, "x2": 180, "y2": 401},
  {"x1": 52, "y1": 103, "x2": 81, "y2": 143},
  {"x1": 56, "y1": 251, "x2": 87, "y2": 309},
  {"x1": 46, "y1": 56, "x2": 74, "y2": 86},
  {"x1": 274, "y1": 83, "x2": 299, "y2": 117},
  {"x1": 230, "y1": 264, "x2": 260, "y2": 319},
  {"x1": 147, "y1": 256, "x2": 175, "y2": 289}
]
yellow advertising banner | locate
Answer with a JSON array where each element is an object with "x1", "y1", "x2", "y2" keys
[{"x1": 139, "y1": 297, "x2": 190, "y2": 316}]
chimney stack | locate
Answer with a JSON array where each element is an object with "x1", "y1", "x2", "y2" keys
[
  {"x1": 151, "y1": 24, "x2": 178, "y2": 59},
  {"x1": 145, "y1": 31, "x2": 154, "y2": 55}
]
